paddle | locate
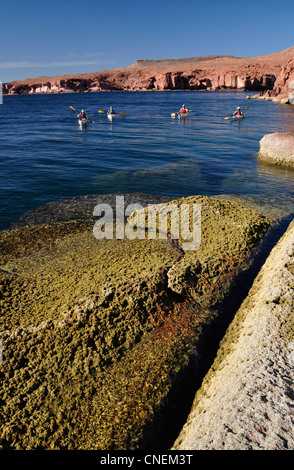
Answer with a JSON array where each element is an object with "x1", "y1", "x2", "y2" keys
[
  {"x1": 171, "y1": 109, "x2": 194, "y2": 117},
  {"x1": 69, "y1": 106, "x2": 95, "y2": 123},
  {"x1": 98, "y1": 110, "x2": 126, "y2": 115},
  {"x1": 224, "y1": 105, "x2": 251, "y2": 119}
]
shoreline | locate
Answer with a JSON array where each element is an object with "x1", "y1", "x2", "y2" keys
[
  {"x1": 3, "y1": 87, "x2": 293, "y2": 109},
  {"x1": 4, "y1": 45, "x2": 294, "y2": 104},
  {"x1": 1, "y1": 87, "x2": 276, "y2": 96},
  {"x1": 1, "y1": 84, "x2": 293, "y2": 449}
]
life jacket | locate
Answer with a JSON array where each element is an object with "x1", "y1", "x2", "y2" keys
[
  {"x1": 180, "y1": 108, "x2": 187, "y2": 114},
  {"x1": 236, "y1": 109, "x2": 241, "y2": 115},
  {"x1": 80, "y1": 113, "x2": 87, "y2": 119}
]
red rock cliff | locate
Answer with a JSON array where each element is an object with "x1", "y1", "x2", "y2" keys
[
  {"x1": 3, "y1": 46, "x2": 294, "y2": 96},
  {"x1": 271, "y1": 58, "x2": 294, "y2": 103}
]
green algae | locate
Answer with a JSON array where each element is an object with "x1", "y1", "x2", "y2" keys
[{"x1": 0, "y1": 195, "x2": 272, "y2": 449}]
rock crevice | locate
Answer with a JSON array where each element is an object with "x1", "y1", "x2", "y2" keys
[{"x1": 173, "y1": 220, "x2": 294, "y2": 450}]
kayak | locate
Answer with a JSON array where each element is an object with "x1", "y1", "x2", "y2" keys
[
  {"x1": 230, "y1": 113, "x2": 245, "y2": 121},
  {"x1": 107, "y1": 113, "x2": 117, "y2": 120},
  {"x1": 178, "y1": 112, "x2": 189, "y2": 119},
  {"x1": 78, "y1": 119, "x2": 90, "y2": 127}
]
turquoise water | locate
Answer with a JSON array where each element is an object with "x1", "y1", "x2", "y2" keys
[{"x1": 1, "y1": 91, "x2": 294, "y2": 229}]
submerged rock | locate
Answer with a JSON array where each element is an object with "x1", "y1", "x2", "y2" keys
[{"x1": 0, "y1": 195, "x2": 271, "y2": 450}]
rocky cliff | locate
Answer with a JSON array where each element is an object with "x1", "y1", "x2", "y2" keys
[
  {"x1": 3, "y1": 46, "x2": 294, "y2": 95},
  {"x1": 264, "y1": 58, "x2": 294, "y2": 103}
]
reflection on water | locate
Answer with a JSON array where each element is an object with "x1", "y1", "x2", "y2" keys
[{"x1": 0, "y1": 91, "x2": 294, "y2": 229}]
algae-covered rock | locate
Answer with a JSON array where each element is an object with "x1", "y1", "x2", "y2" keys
[{"x1": 0, "y1": 195, "x2": 271, "y2": 450}]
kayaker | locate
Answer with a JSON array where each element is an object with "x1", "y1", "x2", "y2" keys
[
  {"x1": 77, "y1": 109, "x2": 88, "y2": 120},
  {"x1": 233, "y1": 107, "x2": 243, "y2": 116},
  {"x1": 107, "y1": 106, "x2": 116, "y2": 115},
  {"x1": 178, "y1": 104, "x2": 188, "y2": 115}
]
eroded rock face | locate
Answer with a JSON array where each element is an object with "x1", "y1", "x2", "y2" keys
[
  {"x1": 4, "y1": 47, "x2": 294, "y2": 95},
  {"x1": 258, "y1": 132, "x2": 294, "y2": 168},
  {"x1": 2, "y1": 70, "x2": 277, "y2": 94},
  {"x1": 272, "y1": 59, "x2": 294, "y2": 104},
  {"x1": 251, "y1": 58, "x2": 294, "y2": 104}
]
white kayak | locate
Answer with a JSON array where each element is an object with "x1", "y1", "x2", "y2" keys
[
  {"x1": 107, "y1": 113, "x2": 117, "y2": 120},
  {"x1": 178, "y1": 112, "x2": 189, "y2": 119},
  {"x1": 230, "y1": 113, "x2": 245, "y2": 121},
  {"x1": 78, "y1": 119, "x2": 90, "y2": 127}
]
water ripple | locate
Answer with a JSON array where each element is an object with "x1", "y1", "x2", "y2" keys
[{"x1": 0, "y1": 91, "x2": 294, "y2": 229}]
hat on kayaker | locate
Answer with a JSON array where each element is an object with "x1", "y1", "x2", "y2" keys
[{"x1": 81, "y1": 109, "x2": 85, "y2": 112}]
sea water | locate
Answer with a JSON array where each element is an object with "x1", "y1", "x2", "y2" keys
[{"x1": 0, "y1": 90, "x2": 294, "y2": 230}]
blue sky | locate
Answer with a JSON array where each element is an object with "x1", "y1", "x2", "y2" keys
[{"x1": 1, "y1": 0, "x2": 293, "y2": 83}]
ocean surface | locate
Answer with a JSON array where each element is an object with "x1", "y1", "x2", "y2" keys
[{"x1": 1, "y1": 90, "x2": 294, "y2": 230}]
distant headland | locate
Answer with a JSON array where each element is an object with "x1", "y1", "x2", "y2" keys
[{"x1": 3, "y1": 46, "x2": 294, "y2": 103}]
